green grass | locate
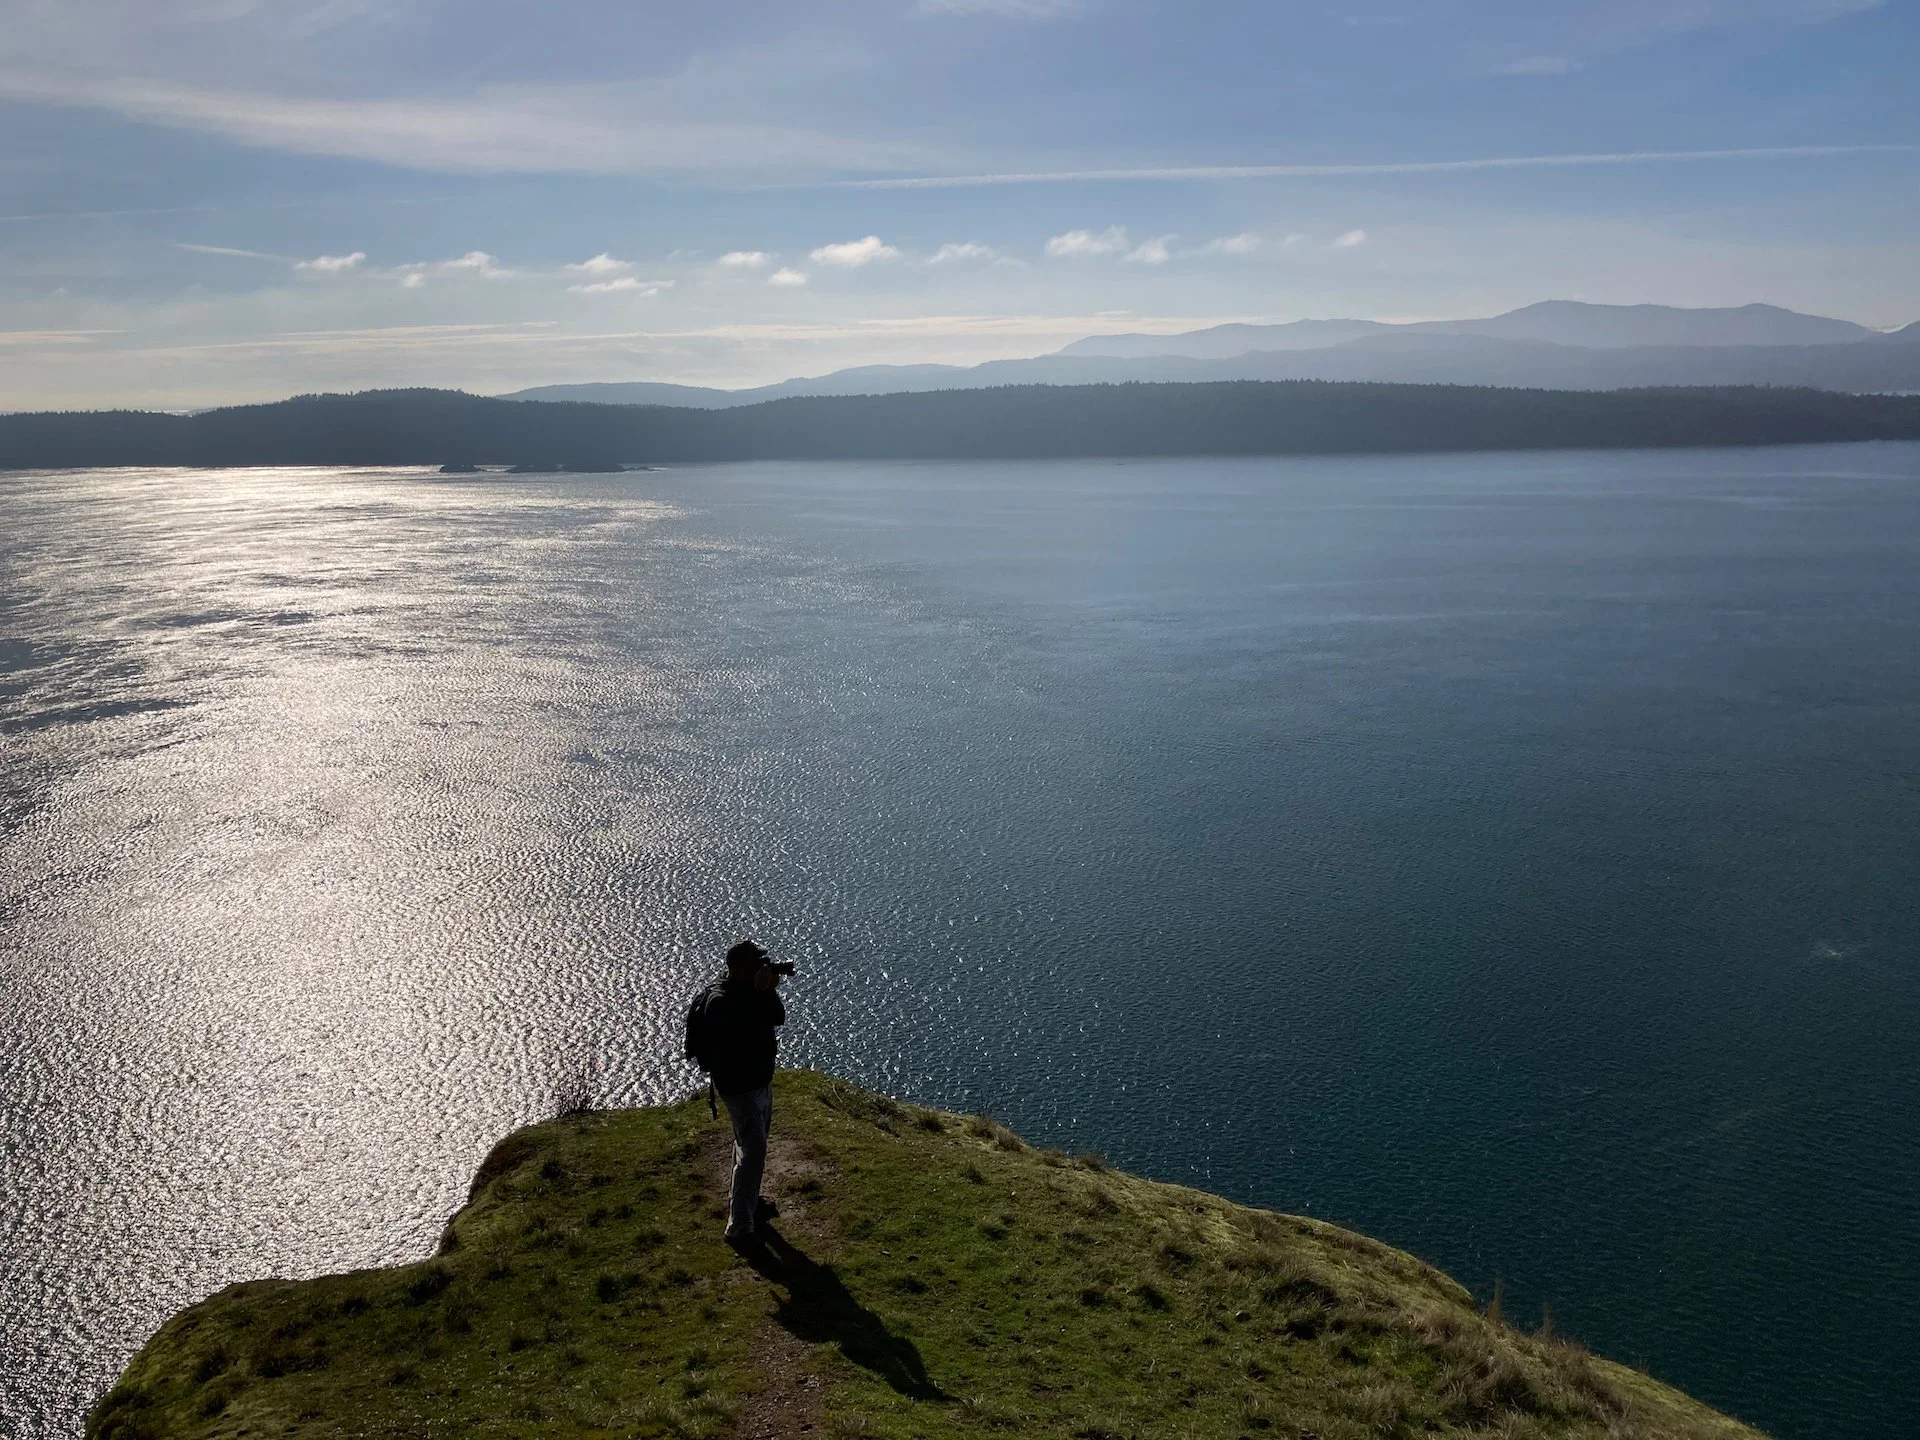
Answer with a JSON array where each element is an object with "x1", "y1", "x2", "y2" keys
[{"x1": 91, "y1": 1071, "x2": 1766, "y2": 1439}]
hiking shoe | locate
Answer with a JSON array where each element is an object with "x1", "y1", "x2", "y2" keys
[
  {"x1": 724, "y1": 1228, "x2": 760, "y2": 1253},
  {"x1": 755, "y1": 1197, "x2": 779, "y2": 1224}
]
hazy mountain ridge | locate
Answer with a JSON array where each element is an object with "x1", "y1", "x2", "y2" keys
[
  {"x1": 1061, "y1": 301, "x2": 1878, "y2": 359},
  {"x1": 507, "y1": 338, "x2": 1920, "y2": 408},
  {"x1": 505, "y1": 302, "x2": 1917, "y2": 408},
  {"x1": 1057, "y1": 317, "x2": 1396, "y2": 358}
]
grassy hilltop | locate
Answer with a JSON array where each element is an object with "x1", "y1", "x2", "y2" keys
[{"x1": 93, "y1": 1071, "x2": 1764, "y2": 1440}]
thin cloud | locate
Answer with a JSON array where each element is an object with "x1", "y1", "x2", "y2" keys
[
  {"x1": 17, "y1": 313, "x2": 1228, "y2": 350},
  {"x1": 809, "y1": 235, "x2": 900, "y2": 267},
  {"x1": 568, "y1": 276, "x2": 672, "y2": 296},
  {"x1": 1204, "y1": 233, "x2": 1263, "y2": 255},
  {"x1": 441, "y1": 250, "x2": 513, "y2": 278},
  {"x1": 1, "y1": 203, "x2": 221, "y2": 225},
  {"x1": 835, "y1": 143, "x2": 1920, "y2": 189},
  {"x1": 0, "y1": 329, "x2": 121, "y2": 346},
  {"x1": 1046, "y1": 226, "x2": 1129, "y2": 257},
  {"x1": 392, "y1": 250, "x2": 514, "y2": 287},
  {"x1": 0, "y1": 73, "x2": 934, "y2": 177},
  {"x1": 1124, "y1": 235, "x2": 1174, "y2": 264},
  {"x1": 295, "y1": 251, "x2": 366, "y2": 272},
  {"x1": 176, "y1": 242, "x2": 287, "y2": 261},
  {"x1": 718, "y1": 250, "x2": 770, "y2": 268},
  {"x1": 1330, "y1": 229, "x2": 1368, "y2": 249},
  {"x1": 768, "y1": 267, "x2": 808, "y2": 286},
  {"x1": 929, "y1": 241, "x2": 997, "y2": 264},
  {"x1": 564, "y1": 253, "x2": 633, "y2": 276}
]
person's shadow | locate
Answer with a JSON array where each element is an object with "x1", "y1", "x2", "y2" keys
[{"x1": 745, "y1": 1228, "x2": 949, "y2": 1402}]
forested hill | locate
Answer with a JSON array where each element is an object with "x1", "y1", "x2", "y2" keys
[{"x1": 6, "y1": 381, "x2": 1920, "y2": 470}]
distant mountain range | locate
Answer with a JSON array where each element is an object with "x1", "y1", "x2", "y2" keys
[
  {"x1": 504, "y1": 302, "x2": 1920, "y2": 409},
  {"x1": 1058, "y1": 301, "x2": 1882, "y2": 356}
]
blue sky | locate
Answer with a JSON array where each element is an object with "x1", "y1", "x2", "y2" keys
[{"x1": 1, "y1": 0, "x2": 1915, "y2": 407}]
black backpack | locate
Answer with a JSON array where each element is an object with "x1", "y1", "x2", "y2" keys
[{"x1": 683, "y1": 981, "x2": 723, "y2": 1073}]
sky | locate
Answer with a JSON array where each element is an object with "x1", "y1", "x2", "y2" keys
[{"x1": 1, "y1": 0, "x2": 1916, "y2": 409}]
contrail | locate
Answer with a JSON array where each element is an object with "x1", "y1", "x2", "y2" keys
[
  {"x1": 175, "y1": 242, "x2": 291, "y2": 261},
  {"x1": 0, "y1": 203, "x2": 222, "y2": 225},
  {"x1": 0, "y1": 196, "x2": 438, "y2": 226},
  {"x1": 830, "y1": 143, "x2": 1920, "y2": 190}
]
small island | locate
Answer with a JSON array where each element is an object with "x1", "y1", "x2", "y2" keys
[
  {"x1": 90, "y1": 1072, "x2": 1763, "y2": 1439},
  {"x1": 502, "y1": 460, "x2": 630, "y2": 474}
]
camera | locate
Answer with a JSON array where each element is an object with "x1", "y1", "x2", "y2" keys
[{"x1": 765, "y1": 960, "x2": 797, "y2": 978}]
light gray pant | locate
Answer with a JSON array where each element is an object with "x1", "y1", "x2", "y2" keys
[{"x1": 721, "y1": 1084, "x2": 772, "y2": 1236}]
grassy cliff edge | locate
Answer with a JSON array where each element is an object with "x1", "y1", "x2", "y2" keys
[{"x1": 91, "y1": 1071, "x2": 1765, "y2": 1439}]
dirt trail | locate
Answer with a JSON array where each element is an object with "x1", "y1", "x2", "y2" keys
[{"x1": 708, "y1": 1119, "x2": 834, "y2": 1439}]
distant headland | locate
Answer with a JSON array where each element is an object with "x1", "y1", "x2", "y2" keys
[{"x1": 5, "y1": 380, "x2": 1920, "y2": 472}]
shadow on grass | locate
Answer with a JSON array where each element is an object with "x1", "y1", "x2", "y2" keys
[{"x1": 746, "y1": 1228, "x2": 950, "y2": 1402}]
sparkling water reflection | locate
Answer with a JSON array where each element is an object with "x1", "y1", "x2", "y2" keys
[{"x1": 3, "y1": 452, "x2": 1919, "y2": 1439}]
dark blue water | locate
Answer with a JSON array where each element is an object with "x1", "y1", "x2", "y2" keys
[{"x1": 3, "y1": 448, "x2": 1917, "y2": 1437}]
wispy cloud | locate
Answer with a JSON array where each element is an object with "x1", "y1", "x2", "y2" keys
[
  {"x1": 568, "y1": 276, "x2": 672, "y2": 296},
  {"x1": 176, "y1": 242, "x2": 287, "y2": 261},
  {"x1": 295, "y1": 251, "x2": 366, "y2": 273},
  {"x1": 441, "y1": 250, "x2": 513, "y2": 278},
  {"x1": 391, "y1": 250, "x2": 515, "y2": 287},
  {"x1": 564, "y1": 253, "x2": 633, "y2": 276},
  {"x1": 0, "y1": 72, "x2": 932, "y2": 176},
  {"x1": 45, "y1": 312, "x2": 1251, "y2": 363},
  {"x1": 1048, "y1": 227, "x2": 1190, "y2": 263},
  {"x1": 768, "y1": 267, "x2": 808, "y2": 287},
  {"x1": 809, "y1": 235, "x2": 900, "y2": 267},
  {"x1": 1045, "y1": 226, "x2": 1130, "y2": 258},
  {"x1": 837, "y1": 143, "x2": 1920, "y2": 190},
  {"x1": 1330, "y1": 229, "x2": 1369, "y2": 249},
  {"x1": 558, "y1": 258, "x2": 671, "y2": 296},
  {"x1": 718, "y1": 250, "x2": 770, "y2": 269},
  {"x1": 0, "y1": 329, "x2": 121, "y2": 346},
  {"x1": 1204, "y1": 233, "x2": 1263, "y2": 255},
  {"x1": 1, "y1": 203, "x2": 222, "y2": 226},
  {"x1": 928, "y1": 241, "x2": 998, "y2": 264}
]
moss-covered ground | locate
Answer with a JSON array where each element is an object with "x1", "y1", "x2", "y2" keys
[{"x1": 92, "y1": 1070, "x2": 1765, "y2": 1440}]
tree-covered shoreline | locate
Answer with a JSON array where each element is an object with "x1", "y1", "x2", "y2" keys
[{"x1": 5, "y1": 381, "x2": 1920, "y2": 471}]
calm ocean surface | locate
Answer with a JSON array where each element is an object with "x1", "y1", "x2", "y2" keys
[{"x1": 3, "y1": 448, "x2": 1918, "y2": 1438}]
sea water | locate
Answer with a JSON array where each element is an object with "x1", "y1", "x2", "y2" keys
[{"x1": 3, "y1": 447, "x2": 1918, "y2": 1438}]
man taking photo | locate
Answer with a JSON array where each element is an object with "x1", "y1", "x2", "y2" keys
[{"x1": 685, "y1": 940, "x2": 787, "y2": 1247}]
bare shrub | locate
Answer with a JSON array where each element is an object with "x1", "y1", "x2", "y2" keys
[{"x1": 550, "y1": 1069, "x2": 597, "y2": 1118}]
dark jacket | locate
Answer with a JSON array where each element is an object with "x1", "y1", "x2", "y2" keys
[{"x1": 702, "y1": 976, "x2": 785, "y2": 1096}]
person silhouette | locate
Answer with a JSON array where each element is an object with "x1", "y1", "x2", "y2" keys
[{"x1": 697, "y1": 940, "x2": 787, "y2": 1245}]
